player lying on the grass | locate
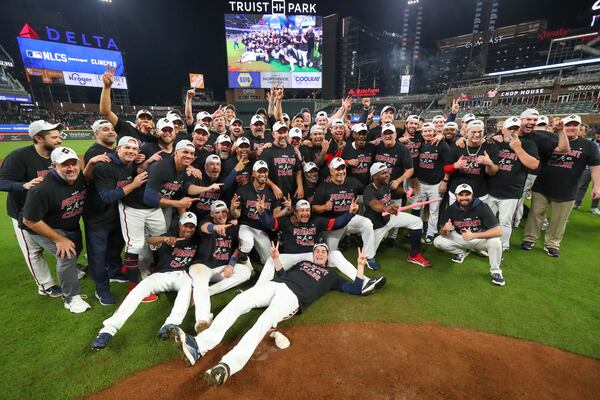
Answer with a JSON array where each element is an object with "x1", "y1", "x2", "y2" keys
[
  {"x1": 433, "y1": 184, "x2": 505, "y2": 286},
  {"x1": 188, "y1": 200, "x2": 253, "y2": 334},
  {"x1": 163, "y1": 242, "x2": 383, "y2": 387},
  {"x1": 90, "y1": 212, "x2": 199, "y2": 350},
  {"x1": 254, "y1": 197, "x2": 385, "y2": 293}
]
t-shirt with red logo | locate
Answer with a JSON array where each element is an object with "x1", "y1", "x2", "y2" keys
[
  {"x1": 374, "y1": 142, "x2": 413, "y2": 181},
  {"x1": 488, "y1": 139, "x2": 538, "y2": 199},
  {"x1": 144, "y1": 157, "x2": 190, "y2": 207},
  {"x1": 448, "y1": 142, "x2": 499, "y2": 197},
  {"x1": 362, "y1": 182, "x2": 392, "y2": 229},
  {"x1": 444, "y1": 198, "x2": 498, "y2": 235},
  {"x1": 259, "y1": 145, "x2": 302, "y2": 196},
  {"x1": 193, "y1": 222, "x2": 239, "y2": 268},
  {"x1": 154, "y1": 229, "x2": 198, "y2": 273}
]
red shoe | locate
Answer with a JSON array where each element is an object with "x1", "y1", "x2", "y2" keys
[
  {"x1": 407, "y1": 252, "x2": 432, "y2": 268},
  {"x1": 128, "y1": 281, "x2": 159, "y2": 303}
]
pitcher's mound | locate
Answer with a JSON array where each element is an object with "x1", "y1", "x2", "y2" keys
[{"x1": 87, "y1": 322, "x2": 600, "y2": 400}]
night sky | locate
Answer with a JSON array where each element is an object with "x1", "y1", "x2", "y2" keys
[{"x1": 0, "y1": 0, "x2": 596, "y2": 104}]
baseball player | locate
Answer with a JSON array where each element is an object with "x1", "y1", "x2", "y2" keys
[
  {"x1": 83, "y1": 136, "x2": 148, "y2": 305},
  {"x1": 363, "y1": 162, "x2": 432, "y2": 267},
  {"x1": 90, "y1": 211, "x2": 199, "y2": 350},
  {"x1": 188, "y1": 200, "x2": 253, "y2": 333},
  {"x1": 245, "y1": 115, "x2": 273, "y2": 156},
  {"x1": 83, "y1": 119, "x2": 117, "y2": 164},
  {"x1": 137, "y1": 117, "x2": 176, "y2": 172},
  {"x1": 340, "y1": 123, "x2": 376, "y2": 187},
  {"x1": 164, "y1": 242, "x2": 376, "y2": 387},
  {"x1": 0, "y1": 120, "x2": 63, "y2": 296},
  {"x1": 22, "y1": 147, "x2": 91, "y2": 312},
  {"x1": 434, "y1": 184, "x2": 505, "y2": 286},
  {"x1": 312, "y1": 157, "x2": 378, "y2": 269},
  {"x1": 190, "y1": 124, "x2": 214, "y2": 171},
  {"x1": 230, "y1": 160, "x2": 285, "y2": 264}
]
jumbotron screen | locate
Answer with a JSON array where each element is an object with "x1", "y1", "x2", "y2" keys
[{"x1": 225, "y1": 13, "x2": 323, "y2": 89}]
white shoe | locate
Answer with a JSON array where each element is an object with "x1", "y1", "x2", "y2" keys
[
  {"x1": 591, "y1": 208, "x2": 600, "y2": 215},
  {"x1": 270, "y1": 331, "x2": 290, "y2": 349},
  {"x1": 64, "y1": 295, "x2": 91, "y2": 313}
]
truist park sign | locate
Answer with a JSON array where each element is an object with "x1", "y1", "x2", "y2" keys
[{"x1": 228, "y1": 0, "x2": 317, "y2": 14}]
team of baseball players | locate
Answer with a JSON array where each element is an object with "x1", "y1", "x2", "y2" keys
[{"x1": 1, "y1": 67, "x2": 599, "y2": 387}]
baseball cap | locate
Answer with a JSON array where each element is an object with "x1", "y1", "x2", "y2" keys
[
  {"x1": 562, "y1": 114, "x2": 582, "y2": 125},
  {"x1": 51, "y1": 146, "x2": 78, "y2": 164},
  {"x1": 210, "y1": 200, "x2": 228, "y2": 213},
  {"x1": 166, "y1": 109, "x2": 182, "y2": 117},
  {"x1": 422, "y1": 122, "x2": 435, "y2": 130},
  {"x1": 256, "y1": 107, "x2": 267, "y2": 115},
  {"x1": 215, "y1": 135, "x2": 232, "y2": 145},
  {"x1": 205, "y1": 154, "x2": 221, "y2": 164},
  {"x1": 179, "y1": 212, "x2": 198, "y2": 226},
  {"x1": 310, "y1": 125, "x2": 324, "y2": 134},
  {"x1": 315, "y1": 111, "x2": 328, "y2": 120},
  {"x1": 370, "y1": 162, "x2": 388, "y2": 177},
  {"x1": 272, "y1": 121, "x2": 288, "y2": 132},
  {"x1": 156, "y1": 117, "x2": 174, "y2": 131},
  {"x1": 331, "y1": 118, "x2": 345, "y2": 127},
  {"x1": 520, "y1": 108, "x2": 539, "y2": 119},
  {"x1": 456, "y1": 183, "x2": 473, "y2": 194},
  {"x1": 406, "y1": 115, "x2": 419, "y2": 123},
  {"x1": 229, "y1": 117, "x2": 243, "y2": 126},
  {"x1": 536, "y1": 115, "x2": 549, "y2": 126},
  {"x1": 313, "y1": 242, "x2": 329, "y2": 252},
  {"x1": 289, "y1": 127, "x2": 303, "y2": 139},
  {"x1": 461, "y1": 113, "x2": 476, "y2": 123},
  {"x1": 329, "y1": 157, "x2": 346, "y2": 169},
  {"x1": 295, "y1": 199, "x2": 311, "y2": 209},
  {"x1": 175, "y1": 140, "x2": 195, "y2": 152},
  {"x1": 167, "y1": 113, "x2": 184, "y2": 124},
  {"x1": 444, "y1": 122, "x2": 459, "y2": 130},
  {"x1": 136, "y1": 109, "x2": 153, "y2": 119},
  {"x1": 253, "y1": 160, "x2": 269, "y2": 172},
  {"x1": 117, "y1": 136, "x2": 139, "y2": 149},
  {"x1": 282, "y1": 113, "x2": 290, "y2": 121},
  {"x1": 225, "y1": 104, "x2": 236, "y2": 111},
  {"x1": 196, "y1": 111, "x2": 212, "y2": 121},
  {"x1": 28, "y1": 120, "x2": 64, "y2": 138},
  {"x1": 351, "y1": 123, "x2": 368, "y2": 133},
  {"x1": 91, "y1": 119, "x2": 112, "y2": 133},
  {"x1": 466, "y1": 120, "x2": 485, "y2": 131},
  {"x1": 236, "y1": 137, "x2": 251, "y2": 147},
  {"x1": 250, "y1": 115, "x2": 265, "y2": 125},
  {"x1": 381, "y1": 123, "x2": 396, "y2": 134},
  {"x1": 193, "y1": 124, "x2": 210, "y2": 134},
  {"x1": 303, "y1": 162, "x2": 319, "y2": 173},
  {"x1": 432, "y1": 115, "x2": 445, "y2": 122},
  {"x1": 381, "y1": 105, "x2": 396, "y2": 115},
  {"x1": 293, "y1": 113, "x2": 304, "y2": 121},
  {"x1": 503, "y1": 117, "x2": 521, "y2": 129}
]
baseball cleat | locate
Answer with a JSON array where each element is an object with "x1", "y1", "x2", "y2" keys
[
  {"x1": 362, "y1": 276, "x2": 387, "y2": 296},
  {"x1": 157, "y1": 324, "x2": 176, "y2": 340},
  {"x1": 91, "y1": 333, "x2": 113, "y2": 350},
  {"x1": 95, "y1": 290, "x2": 116, "y2": 306},
  {"x1": 407, "y1": 252, "x2": 432, "y2": 268},
  {"x1": 38, "y1": 285, "x2": 64, "y2": 298},
  {"x1": 169, "y1": 326, "x2": 200, "y2": 366},
  {"x1": 109, "y1": 274, "x2": 129, "y2": 283},
  {"x1": 204, "y1": 363, "x2": 230, "y2": 387},
  {"x1": 424, "y1": 235, "x2": 435, "y2": 244},
  {"x1": 543, "y1": 246, "x2": 560, "y2": 257},
  {"x1": 195, "y1": 320, "x2": 210, "y2": 334},
  {"x1": 491, "y1": 273, "x2": 506, "y2": 286},
  {"x1": 521, "y1": 241, "x2": 534, "y2": 250},
  {"x1": 366, "y1": 258, "x2": 380, "y2": 271},
  {"x1": 451, "y1": 251, "x2": 470, "y2": 264}
]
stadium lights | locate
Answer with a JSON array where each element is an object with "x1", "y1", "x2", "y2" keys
[
  {"x1": 407, "y1": 0, "x2": 419, "y2": 4},
  {"x1": 485, "y1": 57, "x2": 600, "y2": 77},
  {"x1": 99, "y1": 0, "x2": 112, "y2": 3}
]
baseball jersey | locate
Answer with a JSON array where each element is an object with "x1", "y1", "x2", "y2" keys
[
  {"x1": 259, "y1": 145, "x2": 301, "y2": 195},
  {"x1": 362, "y1": 182, "x2": 392, "y2": 230},
  {"x1": 154, "y1": 229, "x2": 198, "y2": 273},
  {"x1": 0, "y1": 145, "x2": 51, "y2": 220},
  {"x1": 447, "y1": 142, "x2": 499, "y2": 197},
  {"x1": 488, "y1": 139, "x2": 539, "y2": 199},
  {"x1": 273, "y1": 260, "x2": 362, "y2": 311},
  {"x1": 194, "y1": 223, "x2": 239, "y2": 268},
  {"x1": 533, "y1": 137, "x2": 600, "y2": 201},
  {"x1": 144, "y1": 157, "x2": 191, "y2": 208},
  {"x1": 415, "y1": 141, "x2": 451, "y2": 185},
  {"x1": 83, "y1": 143, "x2": 114, "y2": 165},
  {"x1": 374, "y1": 142, "x2": 413, "y2": 180},
  {"x1": 22, "y1": 170, "x2": 86, "y2": 232},
  {"x1": 312, "y1": 177, "x2": 363, "y2": 218},
  {"x1": 340, "y1": 142, "x2": 376, "y2": 187},
  {"x1": 444, "y1": 199, "x2": 499, "y2": 235},
  {"x1": 114, "y1": 119, "x2": 157, "y2": 144},
  {"x1": 236, "y1": 183, "x2": 279, "y2": 230}
]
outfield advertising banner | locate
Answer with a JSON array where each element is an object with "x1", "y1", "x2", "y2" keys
[
  {"x1": 0, "y1": 94, "x2": 32, "y2": 103},
  {"x1": 17, "y1": 37, "x2": 125, "y2": 76},
  {"x1": 62, "y1": 71, "x2": 128, "y2": 89},
  {"x1": 228, "y1": 72, "x2": 261, "y2": 88},
  {"x1": 0, "y1": 125, "x2": 94, "y2": 141},
  {"x1": 0, "y1": 124, "x2": 29, "y2": 133}
]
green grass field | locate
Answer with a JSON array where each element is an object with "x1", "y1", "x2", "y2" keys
[
  {"x1": 0, "y1": 140, "x2": 599, "y2": 399},
  {"x1": 226, "y1": 40, "x2": 321, "y2": 73}
]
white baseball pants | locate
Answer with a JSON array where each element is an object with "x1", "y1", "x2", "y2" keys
[
  {"x1": 514, "y1": 174, "x2": 537, "y2": 227},
  {"x1": 188, "y1": 262, "x2": 253, "y2": 324},
  {"x1": 374, "y1": 212, "x2": 423, "y2": 252},
  {"x1": 238, "y1": 225, "x2": 272, "y2": 264},
  {"x1": 433, "y1": 232, "x2": 503, "y2": 275},
  {"x1": 12, "y1": 218, "x2": 55, "y2": 291},
  {"x1": 414, "y1": 181, "x2": 442, "y2": 237},
  {"x1": 485, "y1": 196, "x2": 519, "y2": 250},
  {"x1": 100, "y1": 270, "x2": 192, "y2": 336},
  {"x1": 195, "y1": 281, "x2": 299, "y2": 375},
  {"x1": 321, "y1": 215, "x2": 375, "y2": 258}
]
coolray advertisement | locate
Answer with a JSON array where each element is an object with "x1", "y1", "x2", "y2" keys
[
  {"x1": 16, "y1": 37, "x2": 125, "y2": 76},
  {"x1": 225, "y1": 13, "x2": 322, "y2": 89}
]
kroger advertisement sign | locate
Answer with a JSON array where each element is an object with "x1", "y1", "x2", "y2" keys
[
  {"x1": 62, "y1": 71, "x2": 128, "y2": 89},
  {"x1": 17, "y1": 37, "x2": 125, "y2": 76}
]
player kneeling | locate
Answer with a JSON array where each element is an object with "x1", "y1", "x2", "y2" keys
[
  {"x1": 162, "y1": 243, "x2": 378, "y2": 387},
  {"x1": 91, "y1": 212, "x2": 199, "y2": 350}
]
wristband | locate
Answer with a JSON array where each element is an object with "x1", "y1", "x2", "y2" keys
[
  {"x1": 207, "y1": 223, "x2": 215, "y2": 233},
  {"x1": 442, "y1": 179, "x2": 449, "y2": 183},
  {"x1": 228, "y1": 256, "x2": 238, "y2": 266}
]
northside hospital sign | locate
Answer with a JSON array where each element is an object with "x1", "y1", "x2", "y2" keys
[{"x1": 228, "y1": 0, "x2": 318, "y2": 14}]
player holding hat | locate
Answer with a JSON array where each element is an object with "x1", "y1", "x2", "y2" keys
[{"x1": 84, "y1": 119, "x2": 117, "y2": 164}]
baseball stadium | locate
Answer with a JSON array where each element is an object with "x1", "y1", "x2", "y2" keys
[{"x1": 0, "y1": 1, "x2": 599, "y2": 400}]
